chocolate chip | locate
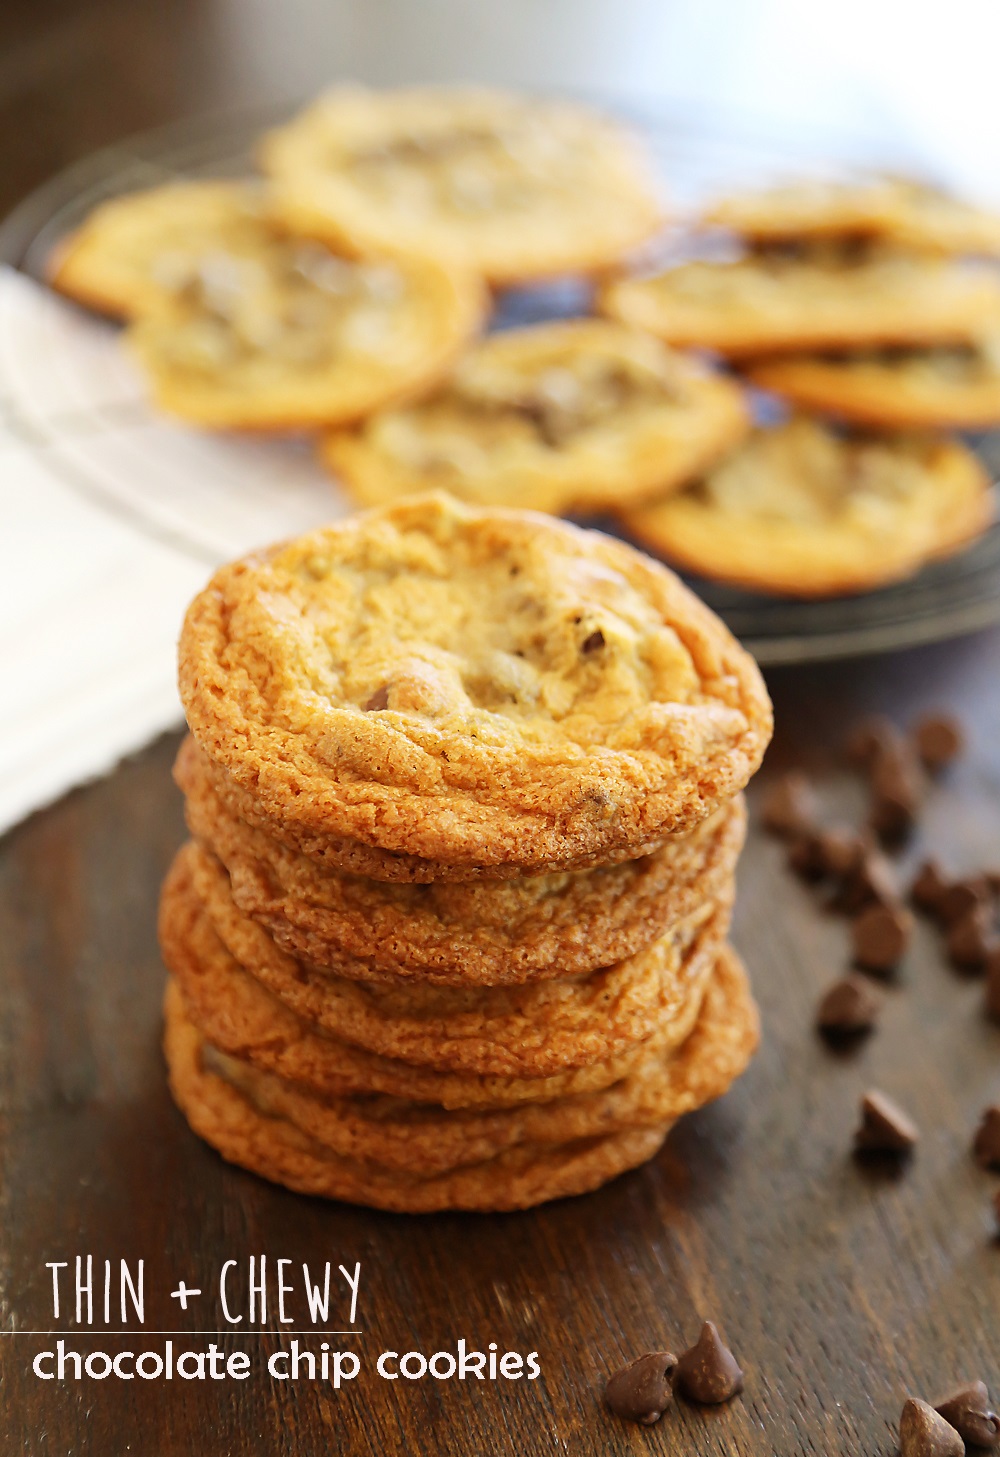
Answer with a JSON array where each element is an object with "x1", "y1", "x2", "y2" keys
[
  {"x1": 855, "y1": 1090, "x2": 918, "y2": 1154},
  {"x1": 761, "y1": 771, "x2": 817, "y2": 838},
  {"x1": 869, "y1": 749, "x2": 922, "y2": 843},
  {"x1": 899, "y1": 1398, "x2": 965, "y2": 1457},
  {"x1": 913, "y1": 712, "x2": 965, "y2": 773},
  {"x1": 852, "y1": 903, "x2": 913, "y2": 974},
  {"x1": 816, "y1": 826, "x2": 869, "y2": 880},
  {"x1": 937, "y1": 876, "x2": 991, "y2": 927},
  {"x1": 817, "y1": 975, "x2": 882, "y2": 1036},
  {"x1": 994, "y1": 1188, "x2": 1000, "y2": 1232},
  {"x1": 987, "y1": 948, "x2": 1000, "y2": 1022},
  {"x1": 834, "y1": 847, "x2": 899, "y2": 914},
  {"x1": 845, "y1": 714, "x2": 898, "y2": 770},
  {"x1": 673, "y1": 1322, "x2": 743, "y2": 1404},
  {"x1": 934, "y1": 1381, "x2": 1000, "y2": 1448},
  {"x1": 581, "y1": 629, "x2": 605, "y2": 654},
  {"x1": 604, "y1": 1351, "x2": 677, "y2": 1424},
  {"x1": 363, "y1": 685, "x2": 390, "y2": 711},
  {"x1": 788, "y1": 831, "x2": 829, "y2": 881},
  {"x1": 973, "y1": 1106, "x2": 1000, "y2": 1170},
  {"x1": 910, "y1": 859, "x2": 950, "y2": 917},
  {"x1": 946, "y1": 905, "x2": 996, "y2": 973}
]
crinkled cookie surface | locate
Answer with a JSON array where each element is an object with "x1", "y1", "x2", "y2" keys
[{"x1": 179, "y1": 494, "x2": 772, "y2": 871}]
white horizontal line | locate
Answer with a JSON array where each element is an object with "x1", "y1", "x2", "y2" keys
[{"x1": 0, "y1": 1330, "x2": 362, "y2": 1337}]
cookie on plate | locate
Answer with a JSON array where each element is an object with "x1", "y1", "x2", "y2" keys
[
  {"x1": 618, "y1": 416, "x2": 994, "y2": 598},
  {"x1": 178, "y1": 494, "x2": 773, "y2": 876},
  {"x1": 870, "y1": 180, "x2": 1000, "y2": 257},
  {"x1": 704, "y1": 178, "x2": 901, "y2": 242},
  {"x1": 259, "y1": 86, "x2": 664, "y2": 283},
  {"x1": 705, "y1": 177, "x2": 1000, "y2": 256},
  {"x1": 746, "y1": 338, "x2": 1000, "y2": 429},
  {"x1": 601, "y1": 240, "x2": 1000, "y2": 358},
  {"x1": 48, "y1": 181, "x2": 272, "y2": 318},
  {"x1": 321, "y1": 320, "x2": 750, "y2": 514},
  {"x1": 126, "y1": 232, "x2": 484, "y2": 431}
]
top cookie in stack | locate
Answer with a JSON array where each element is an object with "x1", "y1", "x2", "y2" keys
[
  {"x1": 178, "y1": 492, "x2": 771, "y2": 880},
  {"x1": 163, "y1": 494, "x2": 772, "y2": 1211}
]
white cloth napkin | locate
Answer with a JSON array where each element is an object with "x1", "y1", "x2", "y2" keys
[{"x1": 0, "y1": 266, "x2": 346, "y2": 836}]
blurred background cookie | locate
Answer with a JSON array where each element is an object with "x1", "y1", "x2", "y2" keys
[
  {"x1": 618, "y1": 416, "x2": 993, "y2": 597},
  {"x1": 49, "y1": 180, "x2": 273, "y2": 317},
  {"x1": 746, "y1": 338, "x2": 1000, "y2": 429},
  {"x1": 323, "y1": 320, "x2": 749, "y2": 513},
  {"x1": 601, "y1": 240, "x2": 1000, "y2": 358},
  {"x1": 705, "y1": 177, "x2": 1000, "y2": 255},
  {"x1": 259, "y1": 86, "x2": 665, "y2": 283}
]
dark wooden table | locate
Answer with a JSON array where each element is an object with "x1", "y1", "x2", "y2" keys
[{"x1": 2, "y1": 5, "x2": 1000, "y2": 1453}]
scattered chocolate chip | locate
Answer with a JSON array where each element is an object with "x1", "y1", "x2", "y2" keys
[
  {"x1": 946, "y1": 905, "x2": 996, "y2": 973},
  {"x1": 910, "y1": 859, "x2": 950, "y2": 917},
  {"x1": 817, "y1": 975, "x2": 882, "y2": 1037},
  {"x1": 815, "y1": 826, "x2": 869, "y2": 880},
  {"x1": 855, "y1": 1090, "x2": 919, "y2": 1154},
  {"x1": 674, "y1": 1322, "x2": 743, "y2": 1405},
  {"x1": 834, "y1": 847, "x2": 899, "y2": 914},
  {"x1": 937, "y1": 876, "x2": 991, "y2": 927},
  {"x1": 604, "y1": 1351, "x2": 677, "y2": 1424},
  {"x1": 845, "y1": 714, "x2": 898, "y2": 770},
  {"x1": 934, "y1": 1381, "x2": 1000, "y2": 1448},
  {"x1": 869, "y1": 749, "x2": 922, "y2": 843},
  {"x1": 899, "y1": 1398, "x2": 965, "y2": 1457},
  {"x1": 788, "y1": 831, "x2": 829, "y2": 882},
  {"x1": 987, "y1": 949, "x2": 1000, "y2": 1021},
  {"x1": 973, "y1": 1106, "x2": 1000, "y2": 1170},
  {"x1": 852, "y1": 903, "x2": 913, "y2": 974},
  {"x1": 913, "y1": 712, "x2": 965, "y2": 774},
  {"x1": 581, "y1": 629, "x2": 605, "y2": 654},
  {"x1": 363, "y1": 685, "x2": 390, "y2": 711},
  {"x1": 761, "y1": 771, "x2": 817, "y2": 838}
]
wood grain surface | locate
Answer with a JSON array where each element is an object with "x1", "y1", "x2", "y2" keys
[
  {"x1": 1, "y1": 4, "x2": 999, "y2": 1453},
  {"x1": 2, "y1": 634, "x2": 999, "y2": 1457}
]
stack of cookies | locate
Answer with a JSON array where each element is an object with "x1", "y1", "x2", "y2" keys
[
  {"x1": 603, "y1": 178, "x2": 1000, "y2": 597},
  {"x1": 160, "y1": 493, "x2": 773, "y2": 1211}
]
